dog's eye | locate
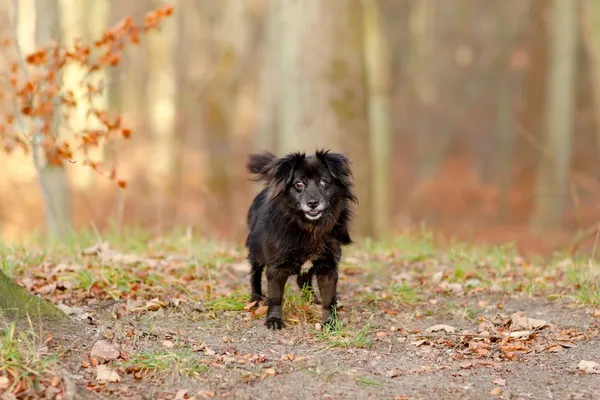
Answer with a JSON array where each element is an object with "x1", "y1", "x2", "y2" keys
[
  {"x1": 319, "y1": 179, "x2": 329, "y2": 188},
  {"x1": 294, "y1": 180, "x2": 305, "y2": 191}
]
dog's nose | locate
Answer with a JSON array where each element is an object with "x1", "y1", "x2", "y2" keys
[{"x1": 307, "y1": 200, "x2": 319, "y2": 209}]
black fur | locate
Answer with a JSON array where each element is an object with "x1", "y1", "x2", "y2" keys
[{"x1": 245, "y1": 149, "x2": 357, "y2": 330}]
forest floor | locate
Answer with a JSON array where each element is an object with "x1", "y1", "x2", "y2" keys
[{"x1": 1, "y1": 229, "x2": 600, "y2": 400}]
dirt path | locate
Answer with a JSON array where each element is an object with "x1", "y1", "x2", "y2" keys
[{"x1": 2, "y1": 237, "x2": 600, "y2": 399}]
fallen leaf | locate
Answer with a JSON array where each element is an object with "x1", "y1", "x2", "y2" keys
[
  {"x1": 200, "y1": 391, "x2": 215, "y2": 398},
  {"x1": 50, "y1": 375, "x2": 61, "y2": 387},
  {"x1": 386, "y1": 369, "x2": 401, "y2": 378},
  {"x1": 546, "y1": 344, "x2": 563, "y2": 353},
  {"x1": 130, "y1": 297, "x2": 166, "y2": 312},
  {"x1": 253, "y1": 305, "x2": 268, "y2": 317},
  {"x1": 0, "y1": 376, "x2": 9, "y2": 389},
  {"x1": 162, "y1": 340, "x2": 175, "y2": 349},
  {"x1": 426, "y1": 324, "x2": 456, "y2": 334},
  {"x1": 96, "y1": 365, "x2": 121, "y2": 383},
  {"x1": 174, "y1": 389, "x2": 188, "y2": 400},
  {"x1": 490, "y1": 387, "x2": 502, "y2": 396},
  {"x1": 492, "y1": 378, "x2": 506, "y2": 386},
  {"x1": 459, "y1": 361, "x2": 473, "y2": 369},
  {"x1": 90, "y1": 340, "x2": 120, "y2": 361},
  {"x1": 509, "y1": 330, "x2": 533, "y2": 339},
  {"x1": 578, "y1": 360, "x2": 600, "y2": 374},
  {"x1": 376, "y1": 331, "x2": 387, "y2": 337},
  {"x1": 510, "y1": 312, "x2": 547, "y2": 330},
  {"x1": 244, "y1": 301, "x2": 258, "y2": 311},
  {"x1": 264, "y1": 367, "x2": 276, "y2": 376}
]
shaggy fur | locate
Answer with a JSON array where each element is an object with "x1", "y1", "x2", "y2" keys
[{"x1": 245, "y1": 149, "x2": 357, "y2": 330}]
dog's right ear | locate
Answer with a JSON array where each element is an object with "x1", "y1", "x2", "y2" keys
[
  {"x1": 247, "y1": 151, "x2": 305, "y2": 198},
  {"x1": 247, "y1": 151, "x2": 277, "y2": 177}
]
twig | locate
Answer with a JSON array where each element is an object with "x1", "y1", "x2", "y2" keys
[
  {"x1": 569, "y1": 222, "x2": 600, "y2": 255},
  {"x1": 412, "y1": 332, "x2": 503, "y2": 340}
]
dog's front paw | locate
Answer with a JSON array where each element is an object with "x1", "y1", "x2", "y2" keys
[{"x1": 265, "y1": 316, "x2": 284, "y2": 330}]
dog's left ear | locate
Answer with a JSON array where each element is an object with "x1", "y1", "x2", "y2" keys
[
  {"x1": 316, "y1": 150, "x2": 353, "y2": 188},
  {"x1": 266, "y1": 152, "x2": 305, "y2": 198}
]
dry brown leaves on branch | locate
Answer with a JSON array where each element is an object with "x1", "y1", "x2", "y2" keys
[{"x1": 0, "y1": 4, "x2": 174, "y2": 187}]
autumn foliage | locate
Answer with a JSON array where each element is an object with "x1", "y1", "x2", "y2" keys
[{"x1": 0, "y1": 4, "x2": 174, "y2": 188}]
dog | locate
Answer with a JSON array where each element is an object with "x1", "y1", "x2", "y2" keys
[{"x1": 245, "y1": 149, "x2": 357, "y2": 330}]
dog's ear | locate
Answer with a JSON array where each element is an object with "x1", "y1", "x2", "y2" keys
[
  {"x1": 265, "y1": 152, "x2": 305, "y2": 198},
  {"x1": 316, "y1": 149, "x2": 353, "y2": 188},
  {"x1": 248, "y1": 151, "x2": 305, "y2": 198},
  {"x1": 247, "y1": 151, "x2": 277, "y2": 178}
]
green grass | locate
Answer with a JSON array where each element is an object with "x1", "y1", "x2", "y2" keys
[
  {"x1": 205, "y1": 290, "x2": 249, "y2": 312},
  {"x1": 0, "y1": 323, "x2": 59, "y2": 395},
  {"x1": 119, "y1": 348, "x2": 208, "y2": 378},
  {"x1": 353, "y1": 375, "x2": 383, "y2": 387},
  {"x1": 317, "y1": 311, "x2": 372, "y2": 349}
]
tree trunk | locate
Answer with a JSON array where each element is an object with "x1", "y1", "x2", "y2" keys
[
  {"x1": 530, "y1": 0, "x2": 578, "y2": 232},
  {"x1": 0, "y1": 270, "x2": 65, "y2": 322},
  {"x1": 275, "y1": 0, "x2": 372, "y2": 237},
  {"x1": 362, "y1": 0, "x2": 392, "y2": 239},
  {"x1": 35, "y1": 0, "x2": 71, "y2": 239},
  {"x1": 581, "y1": 0, "x2": 600, "y2": 164},
  {"x1": 254, "y1": 0, "x2": 279, "y2": 153},
  {"x1": 201, "y1": 0, "x2": 253, "y2": 234},
  {"x1": 146, "y1": 0, "x2": 177, "y2": 231},
  {"x1": 409, "y1": 0, "x2": 439, "y2": 179}
]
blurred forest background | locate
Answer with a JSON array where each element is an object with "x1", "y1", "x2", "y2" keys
[{"x1": 0, "y1": 0, "x2": 598, "y2": 255}]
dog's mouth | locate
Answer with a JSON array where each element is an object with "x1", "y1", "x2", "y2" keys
[{"x1": 304, "y1": 210, "x2": 323, "y2": 220}]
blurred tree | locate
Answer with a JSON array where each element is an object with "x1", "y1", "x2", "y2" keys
[
  {"x1": 34, "y1": 0, "x2": 71, "y2": 239},
  {"x1": 274, "y1": 0, "x2": 372, "y2": 236},
  {"x1": 531, "y1": 0, "x2": 579, "y2": 231},
  {"x1": 255, "y1": 0, "x2": 279, "y2": 153},
  {"x1": 201, "y1": 0, "x2": 254, "y2": 233},
  {"x1": 363, "y1": 0, "x2": 392, "y2": 238},
  {"x1": 146, "y1": 0, "x2": 177, "y2": 230},
  {"x1": 409, "y1": 0, "x2": 437, "y2": 179},
  {"x1": 581, "y1": 0, "x2": 600, "y2": 161}
]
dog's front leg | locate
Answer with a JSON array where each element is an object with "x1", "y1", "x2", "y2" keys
[
  {"x1": 265, "y1": 266, "x2": 289, "y2": 330},
  {"x1": 314, "y1": 261, "x2": 339, "y2": 326}
]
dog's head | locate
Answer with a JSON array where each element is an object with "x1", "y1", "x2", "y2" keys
[{"x1": 247, "y1": 149, "x2": 357, "y2": 222}]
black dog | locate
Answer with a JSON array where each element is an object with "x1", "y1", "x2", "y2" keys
[{"x1": 245, "y1": 149, "x2": 357, "y2": 330}]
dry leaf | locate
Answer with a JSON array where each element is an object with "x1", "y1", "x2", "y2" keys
[
  {"x1": 546, "y1": 344, "x2": 563, "y2": 353},
  {"x1": 90, "y1": 340, "x2": 120, "y2": 361},
  {"x1": 490, "y1": 387, "x2": 502, "y2": 396},
  {"x1": 0, "y1": 376, "x2": 9, "y2": 389},
  {"x1": 264, "y1": 367, "x2": 276, "y2": 376},
  {"x1": 492, "y1": 378, "x2": 506, "y2": 386},
  {"x1": 253, "y1": 305, "x2": 268, "y2": 317},
  {"x1": 96, "y1": 365, "x2": 121, "y2": 383},
  {"x1": 130, "y1": 297, "x2": 166, "y2": 312},
  {"x1": 200, "y1": 391, "x2": 215, "y2": 399},
  {"x1": 426, "y1": 324, "x2": 456, "y2": 334},
  {"x1": 578, "y1": 360, "x2": 600, "y2": 374},
  {"x1": 50, "y1": 375, "x2": 61, "y2": 387},
  {"x1": 509, "y1": 330, "x2": 532, "y2": 339},
  {"x1": 162, "y1": 340, "x2": 175, "y2": 349},
  {"x1": 510, "y1": 312, "x2": 547, "y2": 330},
  {"x1": 174, "y1": 389, "x2": 188, "y2": 400},
  {"x1": 244, "y1": 301, "x2": 258, "y2": 311}
]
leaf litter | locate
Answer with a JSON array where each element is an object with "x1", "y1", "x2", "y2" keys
[{"x1": 3, "y1": 234, "x2": 600, "y2": 399}]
